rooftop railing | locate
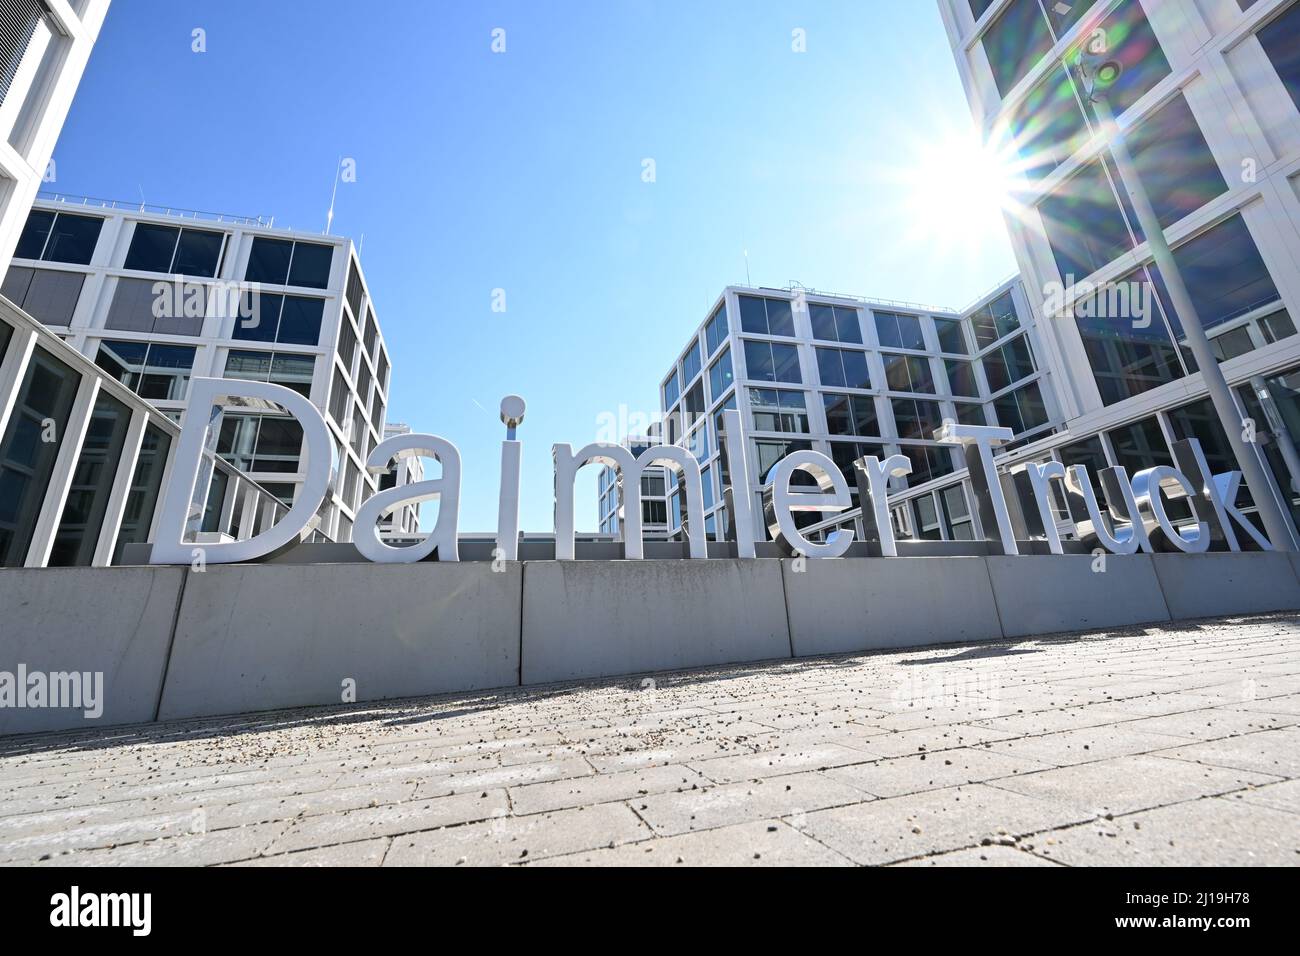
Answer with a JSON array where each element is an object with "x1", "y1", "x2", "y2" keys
[{"x1": 37, "y1": 191, "x2": 273, "y2": 228}]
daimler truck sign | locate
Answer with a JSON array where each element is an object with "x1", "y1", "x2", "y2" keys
[{"x1": 147, "y1": 379, "x2": 1274, "y2": 566}]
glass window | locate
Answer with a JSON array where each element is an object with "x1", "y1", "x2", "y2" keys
[
  {"x1": 1258, "y1": 1, "x2": 1300, "y2": 113},
  {"x1": 1075, "y1": 265, "x2": 1185, "y2": 404},
  {"x1": 244, "y1": 237, "x2": 294, "y2": 285},
  {"x1": 810, "y1": 304, "x2": 862, "y2": 344},
  {"x1": 993, "y1": 381, "x2": 1050, "y2": 434},
  {"x1": 970, "y1": 291, "x2": 1020, "y2": 349},
  {"x1": 49, "y1": 392, "x2": 132, "y2": 566},
  {"x1": 1001, "y1": 66, "x2": 1091, "y2": 182},
  {"x1": 705, "y1": 304, "x2": 729, "y2": 355},
  {"x1": 946, "y1": 359, "x2": 979, "y2": 398},
  {"x1": 173, "y1": 229, "x2": 224, "y2": 277},
  {"x1": 682, "y1": 381, "x2": 706, "y2": 427},
  {"x1": 1108, "y1": 416, "x2": 1171, "y2": 474},
  {"x1": 662, "y1": 369, "x2": 680, "y2": 410},
  {"x1": 753, "y1": 438, "x2": 812, "y2": 483},
  {"x1": 983, "y1": 0, "x2": 1053, "y2": 97},
  {"x1": 1261, "y1": 309, "x2": 1297, "y2": 344},
  {"x1": 113, "y1": 425, "x2": 172, "y2": 562},
  {"x1": 708, "y1": 348, "x2": 733, "y2": 402},
  {"x1": 737, "y1": 295, "x2": 794, "y2": 337},
  {"x1": 1037, "y1": 156, "x2": 1133, "y2": 281},
  {"x1": 1210, "y1": 325, "x2": 1255, "y2": 362},
  {"x1": 982, "y1": 334, "x2": 1036, "y2": 392},
  {"x1": 750, "y1": 388, "x2": 809, "y2": 433},
  {"x1": 95, "y1": 341, "x2": 195, "y2": 402},
  {"x1": 0, "y1": 350, "x2": 80, "y2": 566},
  {"x1": 1078, "y1": 0, "x2": 1172, "y2": 125},
  {"x1": 874, "y1": 311, "x2": 925, "y2": 350},
  {"x1": 884, "y1": 353, "x2": 935, "y2": 394},
  {"x1": 746, "y1": 340, "x2": 801, "y2": 383},
  {"x1": 935, "y1": 318, "x2": 968, "y2": 354},
  {"x1": 1127, "y1": 93, "x2": 1227, "y2": 230},
  {"x1": 1167, "y1": 398, "x2": 1251, "y2": 506},
  {"x1": 682, "y1": 340, "x2": 702, "y2": 384},
  {"x1": 1159, "y1": 214, "x2": 1280, "y2": 331},
  {"x1": 13, "y1": 209, "x2": 54, "y2": 260},
  {"x1": 124, "y1": 223, "x2": 178, "y2": 272},
  {"x1": 39, "y1": 213, "x2": 102, "y2": 265},
  {"x1": 823, "y1": 392, "x2": 878, "y2": 437},
  {"x1": 287, "y1": 242, "x2": 333, "y2": 289},
  {"x1": 891, "y1": 398, "x2": 944, "y2": 441},
  {"x1": 816, "y1": 347, "x2": 868, "y2": 389},
  {"x1": 273, "y1": 295, "x2": 324, "y2": 346}
]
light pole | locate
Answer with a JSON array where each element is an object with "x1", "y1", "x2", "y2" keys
[{"x1": 1073, "y1": 49, "x2": 1296, "y2": 551}]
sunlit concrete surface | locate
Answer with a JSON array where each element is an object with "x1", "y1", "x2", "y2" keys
[{"x1": 1, "y1": 613, "x2": 1298, "y2": 867}]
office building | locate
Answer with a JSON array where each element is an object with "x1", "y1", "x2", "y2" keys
[
  {"x1": 3, "y1": 195, "x2": 397, "y2": 541},
  {"x1": 886, "y1": 0, "x2": 1300, "y2": 545},
  {"x1": 652, "y1": 278, "x2": 1047, "y2": 542}
]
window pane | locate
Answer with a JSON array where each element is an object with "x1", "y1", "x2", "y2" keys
[
  {"x1": 1075, "y1": 266, "x2": 1184, "y2": 404},
  {"x1": 1259, "y1": 2, "x2": 1300, "y2": 113},
  {"x1": 50, "y1": 392, "x2": 131, "y2": 567},
  {"x1": 772, "y1": 343, "x2": 801, "y2": 383},
  {"x1": 43, "y1": 214, "x2": 102, "y2": 265},
  {"x1": 113, "y1": 425, "x2": 171, "y2": 562},
  {"x1": 174, "y1": 229, "x2": 224, "y2": 277},
  {"x1": 841, "y1": 349, "x2": 870, "y2": 389},
  {"x1": 705, "y1": 304, "x2": 729, "y2": 354},
  {"x1": 14, "y1": 209, "x2": 53, "y2": 259},
  {"x1": 810, "y1": 304, "x2": 837, "y2": 341},
  {"x1": 224, "y1": 349, "x2": 273, "y2": 382},
  {"x1": 1037, "y1": 157, "x2": 1133, "y2": 281},
  {"x1": 287, "y1": 242, "x2": 333, "y2": 289},
  {"x1": 824, "y1": 393, "x2": 852, "y2": 435},
  {"x1": 983, "y1": 0, "x2": 1053, "y2": 97},
  {"x1": 1161, "y1": 214, "x2": 1279, "y2": 330},
  {"x1": 936, "y1": 318, "x2": 968, "y2": 354},
  {"x1": 682, "y1": 341, "x2": 702, "y2": 383},
  {"x1": 276, "y1": 295, "x2": 324, "y2": 345},
  {"x1": 245, "y1": 237, "x2": 294, "y2": 285},
  {"x1": 744, "y1": 340, "x2": 775, "y2": 382},
  {"x1": 766, "y1": 298, "x2": 794, "y2": 337},
  {"x1": 738, "y1": 295, "x2": 767, "y2": 334},
  {"x1": 1127, "y1": 93, "x2": 1227, "y2": 230},
  {"x1": 1002, "y1": 66, "x2": 1091, "y2": 182},
  {"x1": 946, "y1": 359, "x2": 979, "y2": 397},
  {"x1": 0, "y1": 350, "x2": 80, "y2": 565},
  {"x1": 1079, "y1": 0, "x2": 1172, "y2": 124},
  {"x1": 816, "y1": 347, "x2": 845, "y2": 387},
  {"x1": 708, "y1": 348, "x2": 733, "y2": 401},
  {"x1": 233, "y1": 292, "x2": 281, "y2": 342},
  {"x1": 124, "y1": 223, "x2": 179, "y2": 272}
]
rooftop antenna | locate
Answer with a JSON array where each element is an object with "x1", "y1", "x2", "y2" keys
[
  {"x1": 136, "y1": 184, "x2": 146, "y2": 212},
  {"x1": 324, "y1": 156, "x2": 342, "y2": 234}
]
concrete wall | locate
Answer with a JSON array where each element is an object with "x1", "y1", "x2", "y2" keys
[
  {"x1": 0, "y1": 567, "x2": 184, "y2": 734},
  {"x1": 3, "y1": 551, "x2": 1299, "y2": 736},
  {"x1": 158, "y1": 562, "x2": 522, "y2": 721},
  {"x1": 521, "y1": 560, "x2": 790, "y2": 684}
]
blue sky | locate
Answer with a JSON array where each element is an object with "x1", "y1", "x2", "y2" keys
[{"x1": 53, "y1": 0, "x2": 1017, "y2": 532}]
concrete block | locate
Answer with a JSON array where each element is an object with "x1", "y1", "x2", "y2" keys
[
  {"x1": 158, "y1": 562, "x2": 521, "y2": 720},
  {"x1": 985, "y1": 554, "x2": 1170, "y2": 639},
  {"x1": 783, "y1": 557, "x2": 1002, "y2": 656},
  {"x1": 520, "y1": 560, "x2": 790, "y2": 684},
  {"x1": 1153, "y1": 552, "x2": 1300, "y2": 620},
  {"x1": 0, "y1": 566, "x2": 184, "y2": 734}
]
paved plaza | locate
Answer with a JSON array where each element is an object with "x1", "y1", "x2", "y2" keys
[{"x1": 1, "y1": 612, "x2": 1298, "y2": 867}]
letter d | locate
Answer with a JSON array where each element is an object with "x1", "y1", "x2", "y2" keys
[{"x1": 150, "y1": 378, "x2": 334, "y2": 564}]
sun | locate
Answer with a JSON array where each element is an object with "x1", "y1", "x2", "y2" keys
[{"x1": 884, "y1": 122, "x2": 1026, "y2": 260}]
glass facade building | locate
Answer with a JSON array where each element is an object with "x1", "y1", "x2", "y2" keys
[
  {"x1": 647, "y1": 279, "x2": 1050, "y2": 543},
  {"x1": 2, "y1": 197, "x2": 402, "y2": 542},
  {"x1": 926, "y1": 0, "x2": 1300, "y2": 547}
]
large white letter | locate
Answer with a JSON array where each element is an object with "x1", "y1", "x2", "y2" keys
[
  {"x1": 150, "y1": 378, "x2": 332, "y2": 564},
  {"x1": 856, "y1": 454, "x2": 912, "y2": 557},
  {"x1": 553, "y1": 442, "x2": 707, "y2": 560},
  {"x1": 720, "y1": 408, "x2": 757, "y2": 558},
  {"x1": 936, "y1": 421, "x2": 1018, "y2": 555},
  {"x1": 763, "y1": 450, "x2": 854, "y2": 559},
  {"x1": 1131, "y1": 466, "x2": 1209, "y2": 554},
  {"x1": 355, "y1": 433, "x2": 461, "y2": 563}
]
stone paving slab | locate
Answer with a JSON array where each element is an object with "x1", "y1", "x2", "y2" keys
[{"x1": 0, "y1": 612, "x2": 1298, "y2": 866}]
